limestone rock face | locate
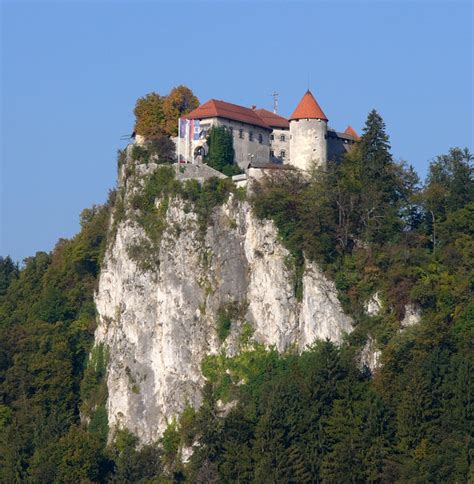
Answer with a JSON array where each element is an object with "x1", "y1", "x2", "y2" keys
[
  {"x1": 359, "y1": 336, "x2": 382, "y2": 373},
  {"x1": 299, "y1": 262, "x2": 353, "y2": 346},
  {"x1": 94, "y1": 162, "x2": 354, "y2": 443},
  {"x1": 365, "y1": 292, "x2": 383, "y2": 316},
  {"x1": 401, "y1": 303, "x2": 421, "y2": 328}
]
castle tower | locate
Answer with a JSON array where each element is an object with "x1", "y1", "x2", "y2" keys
[{"x1": 289, "y1": 90, "x2": 328, "y2": 171}]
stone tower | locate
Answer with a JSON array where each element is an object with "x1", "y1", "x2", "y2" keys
[{"x1": 289, "y1": 90, "x2": 328, "y2": 171}]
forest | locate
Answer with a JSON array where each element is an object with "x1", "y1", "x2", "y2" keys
[{"x1": 0, "y1": 107, "x2": 472, "y2": 482}]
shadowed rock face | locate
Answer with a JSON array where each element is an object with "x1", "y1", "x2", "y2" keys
[{"x1": 94, "y1": 158, "x2": 353, "y2": 444}]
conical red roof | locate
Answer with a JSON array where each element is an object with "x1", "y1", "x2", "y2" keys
[
  {"x1": 344, "y1": 125, "x2": 360, "y2": 140},
  {"x1": 289, "y1": 90, "x2": 328, "y2": 122}
]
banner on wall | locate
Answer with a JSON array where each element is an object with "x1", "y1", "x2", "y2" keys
[
  {"x1": 179, "y1": 118, "x2": 200, "y2": 140},
  {"x1": 192, "y1": 120, "x2": 200, "y2": 140},
  {"x1": 178, "y1": 118, "x2": 188, "y2": 138}
]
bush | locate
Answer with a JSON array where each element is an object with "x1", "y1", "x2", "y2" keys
[
  {"x1": 216, "y1": 309, "x2": 232, "y2": 342},
  {"x1": 131, "y1": 136, "x2": 176, "y2": 165}
]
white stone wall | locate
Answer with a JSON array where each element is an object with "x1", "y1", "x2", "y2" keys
[
  {"x1": 289, "y1": 118, "x2": 327, "y2": 171},
  {"x1": 216, "y1": 118, "x2": 271, "y2": 169},
  {"x1": 270, "y1": 128, "x2": 290, "y2": 163},
  {"x1": 175, "y1": 117, "x2": 271, "y2": 169}
]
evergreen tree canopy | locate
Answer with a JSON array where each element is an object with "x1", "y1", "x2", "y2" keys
[{"x1": 204, "y1": 126, "x2": 242, "y2": 176}]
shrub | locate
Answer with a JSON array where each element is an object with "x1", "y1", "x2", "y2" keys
[
  {"x1": 131, "y1": 144, "x2": 150, "y2": 163},
  {"x1": 216, "y1": 301, "x2": 247, "y2": 342},
  {"x1": 217, "y1": 310, "x2": 232, "y2": 342}
]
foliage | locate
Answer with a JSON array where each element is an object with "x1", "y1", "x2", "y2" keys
[
  {"x1": 0, "y1": 105, "x2": 472, "y2": 481},
  {"x1": 162, "y1": 85, "x2": 200, "y2": 137},
  {"x1": 131, "y1": 135, "x2": 176, "y2": 164},
  {"x1": 129, "y1": 166, "x2": 244, "y2": 270},
  {"x1": 204, "y1": 125, "x2": 242, "y2": 176},
  {"x1": 0, "y1": 201, "x2": 111, "y2": 481},
  {"x1": 216, "y1": 307, "x2": 232, "y2": 342},
  {"x1": 216, "y1": 301, "x2": 246, "y2": 342},
  {"x1": 0, "y1": 256, "x2": 18, "y2": 296},
  {"x1": 134, "y1": 85, "x2": 199, "y2": 139},
  {"x1": 80, "y1": 343, "x2": 109, "y2": 442},
  {"x1": 251, "y1": 111, "x2": 442, "y2": 320},
  {"x1": 252, "y1": 168, "x2": 337, "y2": 299},
  {"x1": 179, "y1": 323, "x2": 472, "y2": 483},
  {"x1": 134, "y1": 92, "x2": 165, "y2": 139},
  {"x1": 107, "y1": 429, "x2": 163, "y2": 483}
]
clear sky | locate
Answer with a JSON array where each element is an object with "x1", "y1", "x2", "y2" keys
[{"x1": 1, "y1": 0, "x2": 473, "y2": 262}]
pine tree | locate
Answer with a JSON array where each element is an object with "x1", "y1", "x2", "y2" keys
[{"x1": 338, "y1": 109, "x2": 406, "y2": 244}]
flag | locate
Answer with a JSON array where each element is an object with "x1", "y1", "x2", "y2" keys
[
  {"x1": 179, "y1": 118, "x2": 188, "y2": 138},
  {"x1": 193, "y1": 120, "x2": 200, "y2": 140}
]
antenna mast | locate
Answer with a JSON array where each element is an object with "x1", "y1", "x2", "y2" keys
[{"x1": 271, "y1": 91, "x2": 279, "y2": 114}]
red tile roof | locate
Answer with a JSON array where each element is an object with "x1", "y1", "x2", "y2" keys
[
  {"x1": 344, "y1": 125, "x2": 360, "y2": 140},
  {"x1": 289, "y1": 90, "x2": 328, "y2": 122},
  {"x1": 254, "y1": 108, "x2": 289, "y2": 129},
  {"x1": 184, "y1": 99, "x2": 271, "y2": 130}
]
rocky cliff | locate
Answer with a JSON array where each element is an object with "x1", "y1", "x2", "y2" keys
[{"x1": 94, "y1": 151, "x2": 353, "y2": 443}]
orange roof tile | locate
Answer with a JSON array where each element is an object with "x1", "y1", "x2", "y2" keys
[
  {"x1": 344, "y1": 125, "x2": 360, "y2": 140},
  {"x1": 289, "y1": 90, "x2": 328, "y2": 122},
  {"x1": 254, "y1": 108, "x2": 289, "y2": 129},
  {"x1": 184, "y1": 99, "x2": 271, "y2": 130}
]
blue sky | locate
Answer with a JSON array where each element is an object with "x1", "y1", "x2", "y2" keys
[{"x1": 1, "y1": 1, "x2": 473, "y2": 262}]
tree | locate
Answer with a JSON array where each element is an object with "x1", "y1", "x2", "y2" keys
[
  {"x1": 204, "y1": 126, "x2": 241, "y2": 176},
  {"x1": 425, "y1": 147, "x2": 473, "y2": 215},
  {"x1": 336, "y1": 109, "x2": 410, "y2": 244},
  {"x1": 134, "y1": 85, "x2": 199, "y2": 139},
  {"x1": 109, "y1": 429, "x2": 163, "y2": 483},
  {"x1": 148, "y1": 135, "x2": 176, "y2": 163},
  {"x1": 359, "y1": 109, "x2": 392, "y2": 176},
  {"x1": 422, "y1": 148, "x2": 473, "y2": 251},
  {"x1": 133, "y1": 92, "x2": 165, "y2": 139},
  {"x1": 0, "y1": 203, "x2": 111, "y2": 480},
  {"x1": 162, "y1": 85, "x2": 199, "y2": 136},
  {"x1": 0, "y1": 256, "x2": 18, "y2": 297}
]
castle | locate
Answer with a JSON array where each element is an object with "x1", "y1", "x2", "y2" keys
[{"x1": 174, "y1": 90, "x2": 359, "y2": 172}]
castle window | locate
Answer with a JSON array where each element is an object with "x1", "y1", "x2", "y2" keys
[
  {"x1": 270, "y1": 134, "x2": 274, "y2": 140},
  {"x1": 249, "y1": 131, "x2": 254, "y2": 142},
  {"x1": 270, "y1": 150, "x2": 274, "y2": 157},
  {"x1": 280, "y1": 134, "x2": 286, "y2": 142},
  {"x1": 258, "y1": 133, "x2": 263, "y2": 144},
  {"x1": 239, "y1": 129, "x2": 243, "y2": 139},
  {"x1": 280, "y1": 150, "x2": 286, "y2": 159}
]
